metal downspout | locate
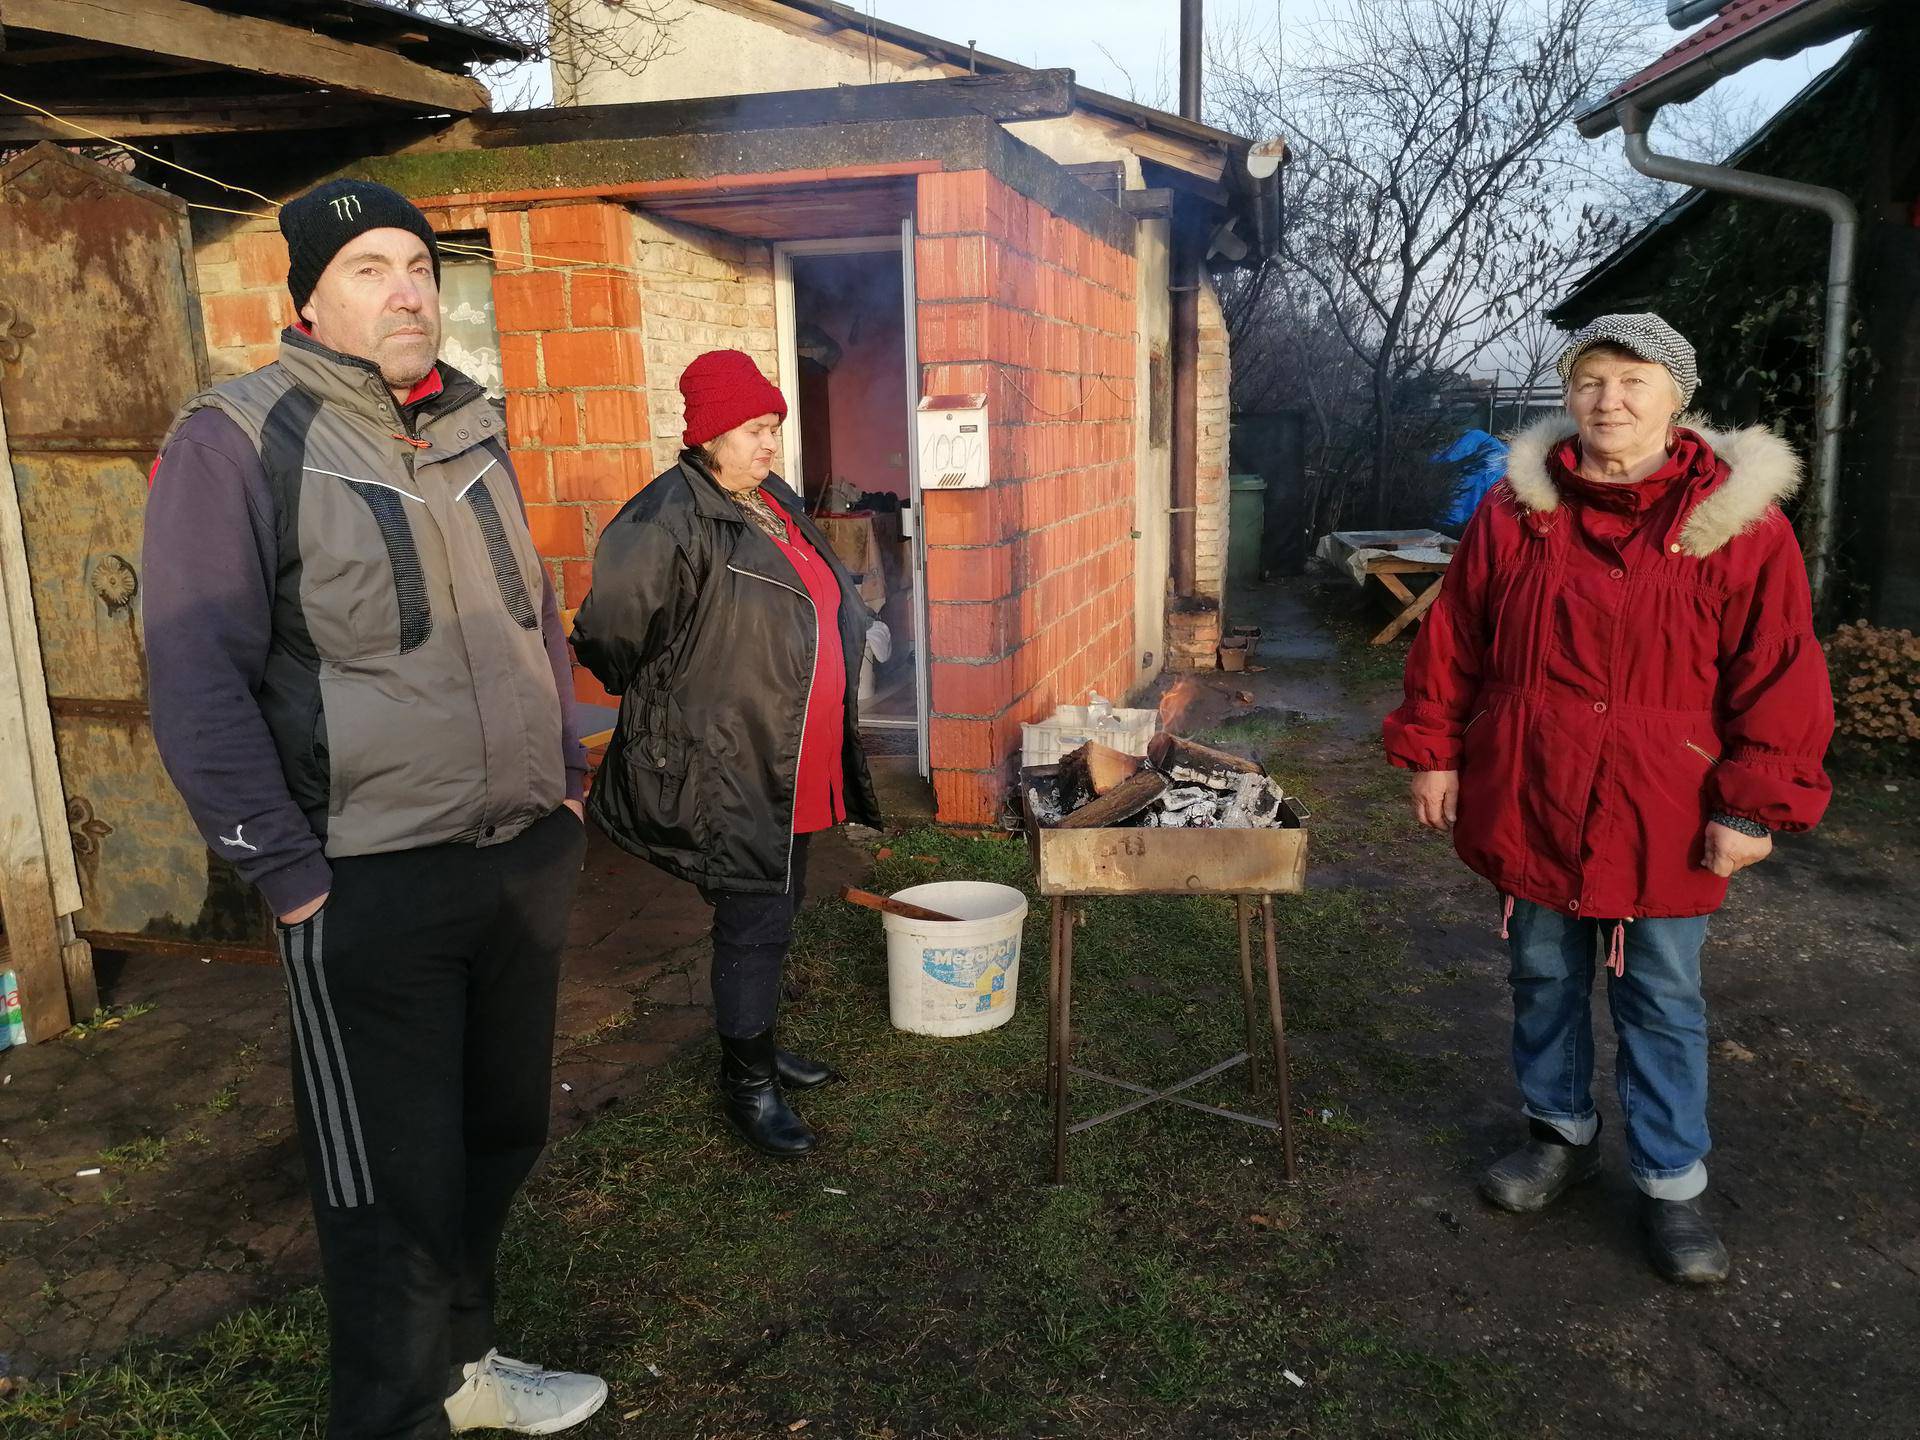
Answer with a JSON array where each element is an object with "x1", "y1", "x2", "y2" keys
[
  {"x1": 1616, "y1": 102, "x2": 1857, "y2": 613},
  {"x1": 1169, "y1": 0, "x2": 1204, "y2": 600}
]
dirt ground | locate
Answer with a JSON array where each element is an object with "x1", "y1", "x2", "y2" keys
[
  {"x1": 0, "y1": 816, "x2": 875, "y2": 1378},
  {"x1": 1, "y1": 575, "x2": 1915, "y2": 1438}
]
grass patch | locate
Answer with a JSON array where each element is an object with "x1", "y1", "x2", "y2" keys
[
  {"x1": 97, "y1": 1135, "x2": 170, "y2": 1172},
  {"x1": 7, "y1": 826, "x2": 1520, "y2": 1440},
  {"x1": 62, "y1": 1002, "x2": 156, "y2": 1042}
]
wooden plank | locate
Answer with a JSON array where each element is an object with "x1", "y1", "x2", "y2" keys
[
  {"x1": 1375, "y1": 570, "x2": 1417, "y2": 606},
  {"x1": 0, "y1": 544, "x2": 72, "y2": 1041},
  {"x1": 0, "y1": 397, "x2": 80, "y2": 916},
  {"x1": 61, "y1": 918, "x2": 97, "y2": 1020},
  {"x1": 1034, "y1": 825, "x2": 1307, "y2": 898},
  {"x1": 1371, "y1": 576, "x2": 1442, "y2": 645},
  {"x1": 4, "y1": 0, "x2": 489, "y2": 114},
  {"x1": 1120, "y1": 187, "x2": 1175, "y2": 218},
  {"x1": 433, "y1": 69, "x2": 1075, "y2": 152},
  {"x1": 0, "y1": 102, "x2": 390, "y2": 142}
]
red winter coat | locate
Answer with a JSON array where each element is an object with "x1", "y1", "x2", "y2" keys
[{"x1": 1383, "y1": 419, "x2": 1834, "y2": 920}]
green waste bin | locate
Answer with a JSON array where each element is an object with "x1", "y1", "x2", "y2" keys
[{"x1": 1227, "y1": 472, "x2": 1267, "y2": 591}]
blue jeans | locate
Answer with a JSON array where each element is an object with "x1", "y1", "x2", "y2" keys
[{"x1": 1506, "y1": 899, "x2": 1712, "y2": 1200}]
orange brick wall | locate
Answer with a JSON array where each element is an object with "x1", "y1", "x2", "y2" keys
[
  {"x1": 194, "y1": 223, "x2": 296, "y2": 380},
  {"x1": 484, "y1": 203, "x2": 654, "y2": 711},
  {"x1": 914, "y1": 170, "x2": 1139, "y2": 827}
]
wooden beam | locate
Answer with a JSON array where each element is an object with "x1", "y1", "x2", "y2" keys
[
  {"x1": 429, "y1": 69, "x2": 1074, "y2": 153},
  {"x1": 0, "y1": 41, "x2": 114, "y2": 63},
  {"x1": 0, "y1": 100, "x2": 389, "y2": 142},
  {"x1": 1121, "y1": 187, "x2": 1175, "y2": 219},
  {"x1": 3, "y1": 0, "x2": 489, "y2": 113}
]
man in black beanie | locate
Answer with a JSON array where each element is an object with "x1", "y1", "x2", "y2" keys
[{"x1": 143, "y1": 178, "x2": 605, "y2": 1435}]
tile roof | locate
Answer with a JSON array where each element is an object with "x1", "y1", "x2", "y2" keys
[{"x1": 1607, "y1": 0, "x2": 1826, "y2": 108}]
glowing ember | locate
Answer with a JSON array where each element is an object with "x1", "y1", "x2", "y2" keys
[{"x1": 1158, "y1": 677, "x2": 1202, "y2": 732}]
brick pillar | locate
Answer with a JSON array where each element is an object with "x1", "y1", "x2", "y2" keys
[
  {"x1": 489, "y1": 204, "x2": 651, "y2": 709},
  {"x1": 915, "y1": 170, "x2": 1139, "y2": 825}
]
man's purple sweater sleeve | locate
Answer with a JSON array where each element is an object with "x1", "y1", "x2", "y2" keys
[{"x1": 143, "y1": 409, "x2": 332, "y2": 917}]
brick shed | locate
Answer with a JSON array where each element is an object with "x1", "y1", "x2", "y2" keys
[{"x1": 184, "y1": 70, "x2": 1279, "y2": 827}]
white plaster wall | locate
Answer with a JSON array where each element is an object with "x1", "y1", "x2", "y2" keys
[
  {"x1": 1132, "y1": 216, "x2": 1171, "y2": 689},
  {"x1": 553, "y1": 0, "x2": 1167, "y2": 191},
  {"x1": 553, "y1": 1, "x2": 948, "y2": 105},
  {"x1": 1194, "y1": 271, "x2": 1231, "y2": 602}
]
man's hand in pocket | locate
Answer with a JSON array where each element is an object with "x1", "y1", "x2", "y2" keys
[{"x1": 279, "y1": 892, "x2": 329, "y2": 927}]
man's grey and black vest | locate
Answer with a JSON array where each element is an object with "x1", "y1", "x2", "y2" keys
[{"x1": 169, "y1": 331, "x2": 564, "y2": 857}]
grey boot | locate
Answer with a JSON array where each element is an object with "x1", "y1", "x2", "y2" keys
[
  {"x1": 1478, "y1": 1117, "x2": 1603, "y2": 1213},
  {"x1": 1642, "y1": 1194, "x2": 1730, "y2": 1284}
]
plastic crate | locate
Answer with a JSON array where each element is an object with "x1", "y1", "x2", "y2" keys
[{"x1": 1020, "y1": 705, "x2": 1158, "y2": 768}]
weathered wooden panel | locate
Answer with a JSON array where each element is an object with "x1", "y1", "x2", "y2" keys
[
  {"x1": 0, "y1": 145, "x2": 264, "y2": 965},
  {"x1": 51, "y1": 715, "x2": 268, "y2": 945},
  {"x1": 11, "y1": 453, "x2": 150, "y2": 703},
  {"x1": 1031, "y1": 825, "x2": 1308, "y2": 898},
  {"x1": 0, "y1": 144, "x2": 207, "y2": 448}
]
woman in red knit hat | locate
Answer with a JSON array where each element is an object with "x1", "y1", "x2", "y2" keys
[{"x1": 572, "y1": 349, "x2": 881, "y2": 1157}]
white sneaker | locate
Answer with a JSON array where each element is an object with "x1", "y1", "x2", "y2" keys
[{"x1": 444, "y1": 1349, "x2": 609, "y2": 1434}]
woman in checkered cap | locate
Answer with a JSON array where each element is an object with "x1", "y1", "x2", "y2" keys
[{"x1": 1383, "y1": 313, "x2": 1835, "y2": 1284}]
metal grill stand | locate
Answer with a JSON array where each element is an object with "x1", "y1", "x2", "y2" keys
[
  {"x1": 1023, "y1": 791, "x2": 1309, "y2": 1184},
  {"x1": 1046, "y1": 893, "x2": 1298, "y2": 1185}
]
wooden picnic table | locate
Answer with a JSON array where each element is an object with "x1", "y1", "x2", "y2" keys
[{"x1": 1315, "y1": 529, "x2": 1459, "y2": 645}]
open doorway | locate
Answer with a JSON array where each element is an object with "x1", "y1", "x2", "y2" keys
[{"x1": 774, "y1": 236, "x2": 928, "y2": 773}]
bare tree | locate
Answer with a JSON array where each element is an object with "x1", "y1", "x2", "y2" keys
[
  {"x1": 1212, "y1": 0, "x2": 1655, "y2": 525},
  {"x1": 402, "y1": 0, "x2": 684, "y2": 109}
]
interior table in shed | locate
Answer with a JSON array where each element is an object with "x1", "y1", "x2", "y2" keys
[
  {"x1": 1316, "y1": 529, "x2": 1459, "y2": 644},
  {"x1": 1025, "y1": 814, "x2": 1310, "y2": 1185}
]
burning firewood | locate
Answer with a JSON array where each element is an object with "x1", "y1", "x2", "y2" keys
[
  {"x1": 1147, "y1": 733, "x2": 1262, "y2": 788},
  {"x1": 1058, "y1": 740, "x2": 1144, "y2": 809},
  {"x1": 1024, "y1": 726, "x2": 1299, "y2": 833},
  {"x1": 1056, "y1": 768, "x2": 1170, "y2": 829}
]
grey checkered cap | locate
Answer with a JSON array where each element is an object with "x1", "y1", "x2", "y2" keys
[{"x1": 1556, "y1": 313, "x2": 1699, "y2": 408}]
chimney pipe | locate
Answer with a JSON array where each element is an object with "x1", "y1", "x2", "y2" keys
[{"x1": 1179, "y1": 0, "x2": 1204, "y2": 121}]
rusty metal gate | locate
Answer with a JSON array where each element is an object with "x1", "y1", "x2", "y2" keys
[{"x1": 0, "y1": 143, "x2": 274, "y2": 965}]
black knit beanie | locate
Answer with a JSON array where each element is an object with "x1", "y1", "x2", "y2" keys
[{"x1": 279, "y1": 179, "x2": 441, "y2": 314}]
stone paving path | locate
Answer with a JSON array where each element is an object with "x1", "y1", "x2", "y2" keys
[{"x1": 0, "y1": 827, "x2": 870, "y2": 1379}]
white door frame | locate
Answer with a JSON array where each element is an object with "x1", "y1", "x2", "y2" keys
[{"x1": 771, "y1": 233, "x2": 931, "y2": 776}]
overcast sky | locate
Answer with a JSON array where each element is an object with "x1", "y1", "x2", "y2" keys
[{"x1": 860, "y1": 0, "x2": 1848, "y2": 134}]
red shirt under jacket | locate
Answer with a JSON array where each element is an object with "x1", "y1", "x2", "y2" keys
[{"x1": 764, "y1": 493, "x2": 847, "y2": 835}]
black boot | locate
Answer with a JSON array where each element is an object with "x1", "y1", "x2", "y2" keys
[
  {"x1": 775, "y1": 1047, "x2": 838, "y2": 1091},
  {"x1": 718, "y1": 1030, "x2": 815, "y2": 1158},
  {"x1": 1478, "y1": 1116, "x2": 1603, "y2": 1213},
  {"x1": 1642, "y1": 1194, "x2": 1730, "y2": 1284}
]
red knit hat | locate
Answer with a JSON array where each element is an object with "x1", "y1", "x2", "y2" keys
[{"x1": 679, "y1": 349, "x2": 788, "y2": 447}]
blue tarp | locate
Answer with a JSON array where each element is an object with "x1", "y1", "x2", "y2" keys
[{"x1": 1432, "y1": 429, "x2": 1508, "y2": 531}]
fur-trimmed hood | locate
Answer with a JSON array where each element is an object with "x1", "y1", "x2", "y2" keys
[{"x1": 1502, "y1": 413, "x2": 1802, "y2": 558}]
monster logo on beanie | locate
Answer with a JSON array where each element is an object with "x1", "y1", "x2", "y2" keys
[{"x1": 280, "y1": 179, "x2": 441, "y2": 313}]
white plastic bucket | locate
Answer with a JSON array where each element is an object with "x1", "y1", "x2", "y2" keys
[{"x1": 881, "y1": 881, "x2": 1029, "y2": 1037}]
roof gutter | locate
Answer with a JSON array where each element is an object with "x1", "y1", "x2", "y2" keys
[
  {"x1": 1576, "y1": 0, "x2": 1879, "y2": 138},
  {"x1": 1616, "y1": 101, "x2": 1856, "y2": 612}
]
